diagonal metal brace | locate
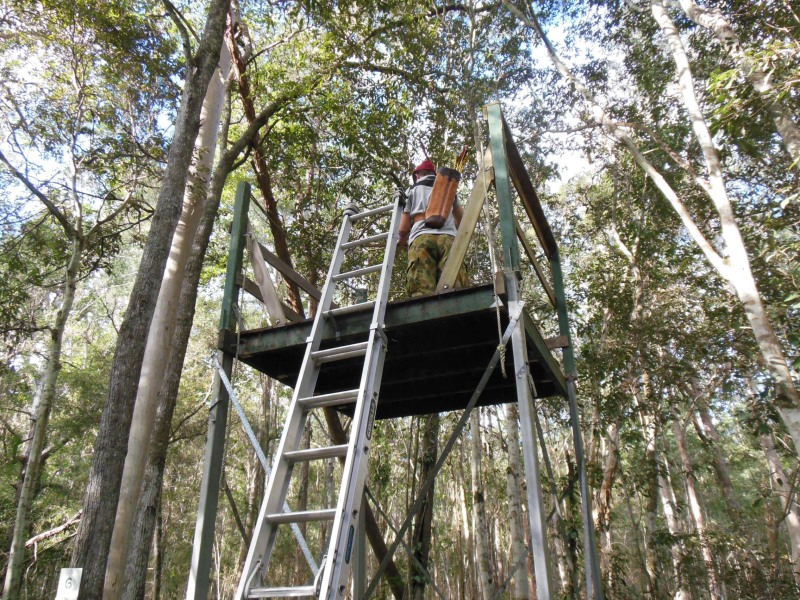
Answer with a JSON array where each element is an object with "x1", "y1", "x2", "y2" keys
[{"x1": 213, "y1": 355, "x2": 319, "y2": 575}]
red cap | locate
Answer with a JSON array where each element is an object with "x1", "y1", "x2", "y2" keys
[{"x1": 413, "y1": 159, "x2": 436, "y2": 174}]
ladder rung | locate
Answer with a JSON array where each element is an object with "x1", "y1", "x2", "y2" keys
[
  {"x1": 348, "y1": 204, "x2": 393, "y2": 221},
  {"x1": 332, "y1": 264, "x2": 383, "y2": 282},
  {"x1": 298, "y1": 389, "x2": 359, "y2": 409},
  {"x1": 325, "y1": 300, "x2": 375, "y2": 318},
  {"x1": 311, "y1": 341, "x2": 368, "y2": 363},
  {"x1": 341, "y1": 232, "x2": 389, "y2": 250},
  {"x1": 284, "y1": 444, "x2": 348, "y2": 462},
  {"x1": 267, "y1": 509, "x2": 336, "y2": 524},
  {"x1": 248, "y1": 585, "x2": 316, "y2": 598}
]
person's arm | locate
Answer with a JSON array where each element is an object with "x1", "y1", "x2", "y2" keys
[
  {"x1": 453, "y1": 204, "x2": 464, "y2": 228},
  {"x1": 398, "y1": 212, "x2": 411, "y2": 247}
]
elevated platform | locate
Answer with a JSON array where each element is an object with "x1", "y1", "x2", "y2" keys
[{"x1": 237, "y1": 284, "x2": 567, "y2": 419}]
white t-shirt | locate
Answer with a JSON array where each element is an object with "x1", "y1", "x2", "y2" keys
[{"x1": 403, "y1": 174, "x2": 459, "y2": 246}]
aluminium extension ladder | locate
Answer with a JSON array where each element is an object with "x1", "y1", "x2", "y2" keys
[{"x1": 236, "y1": 194, "x2": 404, "y2": 599}]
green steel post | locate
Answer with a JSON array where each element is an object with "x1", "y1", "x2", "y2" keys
[
  {"x1": 551, "y1": 253, "x2": 604, "y2": 600},
  {"x1": 186, "y1": 181, "x2": 251, "y2": 600},
  {"x1": 486, "y1": 103, "x2": 521, "y2": 272}
]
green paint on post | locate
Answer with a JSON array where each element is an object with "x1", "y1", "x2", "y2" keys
[
  {"x1": 549, "y1": 253, "x2": 576, "y2": 376},
  {"x1": 220, "y1": 181, "x2": 252, "y2": 332},
  {"x1": 486, "y1": 103, "x2": 521, "y2": 272}
]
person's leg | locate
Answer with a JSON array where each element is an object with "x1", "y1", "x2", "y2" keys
[
  {"x1": 407, "y1": 235, "x2": 439, "y2": 297},
  {"x1": 436, "y1": 235, "x2": 469, "y2": 289}
]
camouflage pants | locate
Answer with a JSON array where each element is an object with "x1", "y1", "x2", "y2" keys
[{"x1": 407, "y1": 234, "x2": 469, "y2": 298}]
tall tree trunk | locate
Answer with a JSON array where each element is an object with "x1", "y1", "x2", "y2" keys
[
  {"x1": 595, "y1": 421, "x2": 620, "y2": 592},
  {"x1": 760, "y1": 433, "x2": 800, "y2": 587},
  {"x1": 457, "y1": 450, "x2": 477, "y2": 600},
  {"x1": 469, "y1": 411, "x2": 494, "y2": 599},
  {"x1": 657, "y1": 450, "x2": 689, "y2": 598},
  {"x1": 677, "y1": 0, "x2": 800, "y2": 173},
  {"x1": 120, "y1": 179, "x2": 225, "y2": 600},
  {"x1": 636, "y1": 400, "x2": 660, "y2": 598},
  {"x1": 226, "y1": 18, "x2": 304, "y2": 317},
  {"x1": 105, "y1": 39, "x2": 233, "y2": 600},
  {"x1": 692, "y1": 405, "x2": 741, "y2": 517},
  {"x1": 673, "y1": 416, "x2": 723, "y2": 599},
  {"x1": 504, "y1": 403, "x2": 530, "y2": 599},
  {"x1": 649, "y1": 0, "x2": 799, "y2": 445},
  {"x1": 70, "y1": 3, "x2": 231, "y2": 597},
  {"x1": 3, "y1": 238, "x2": 83, "y2": 600},
  {"x1": 411, "y1": 414, "x2": 440, "y2": 600}
]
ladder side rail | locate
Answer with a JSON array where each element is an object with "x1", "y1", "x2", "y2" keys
[
  {"x1": 318, "y1": 199, "x2": 403, "y2": 598},
  {"x1": 369, "y1": 199, "x2": 403, "y2": 330},
  {"x1": 319, "y1": 337, "x2": 387, "y2": 599},
  {"x1": 236, "y1": 212, "x2": 356, "y2": 599}
]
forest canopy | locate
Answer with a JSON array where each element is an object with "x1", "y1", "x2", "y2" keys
[{"x1": 0, "y1": 0, "x2": 797, "y2": 598}]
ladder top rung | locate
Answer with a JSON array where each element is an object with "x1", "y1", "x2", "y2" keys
[
  {"x1": 284, "y1": 444, "x2": 348, "y2": 462},
  {"x1": 325, "y1": 300, "x2": 375, "y2": 318},
  {"x1": 247, "y1": 585, "x2": 316, "y2": 598},
  {"x1": 267, "y1": 509, "x2": 336, "y2": 524},
  {"x1": 342, "y1": 232, "x2": 389, "y2": 249},
  {"x1": 332, "y1": 264, "x2": 383, "y2": 282},
  {"x1": 348, "y1": 204, "x2": 393, "y2": 221},
  {"x1": 298, "y1": 389, "x2": 360, "y2": 409}
]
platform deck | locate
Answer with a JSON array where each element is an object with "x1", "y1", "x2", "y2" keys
[{"x1": 236, "y1": 284, "x2": 567, "y2": 419}]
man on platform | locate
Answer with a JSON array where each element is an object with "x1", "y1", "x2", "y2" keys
[{"x1": 397, "y1": 158, "x2": 469, "y2": 297}]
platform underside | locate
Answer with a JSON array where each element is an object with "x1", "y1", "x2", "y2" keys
[{"x1": 236, "y1": 284, "x2": 567, "y2": 419}]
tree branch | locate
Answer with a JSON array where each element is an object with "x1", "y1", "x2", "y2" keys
[
  {"x1": 26, "y1": 510, "x2": 82, "y2": 548},
  {"x1": 0, "y1": 148, "x2": 77, "y2": 238}
]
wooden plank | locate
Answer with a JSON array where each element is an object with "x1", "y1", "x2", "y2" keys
[
  {"x1": 496, "y1": 107, "x2": 559, "y2": 259},
  {"x1": 522, "y1": 311, "x2": 567, "y2": 396},
  {"x1": 545, "y1": 335, "x2": 569, "y2": 349},
  {"x1": 246, "y1": 225, "x2": 288, "y2": 326},
  {"x1": 258, "y1": 242, "x2": 322, "y2": 302},
  {"x1": 436, "y1": 148, "x2": 494, "y2": 292},
  {"x1": 238, "y1": 275, "x2": 302, "y2": 323},
  {"x1": 515, "y1": 222, "x2": 556, "y2": 308}
]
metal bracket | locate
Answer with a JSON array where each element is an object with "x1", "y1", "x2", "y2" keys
[{"x1": 217, "y1": 329, "x2": 238, "y2": 354}]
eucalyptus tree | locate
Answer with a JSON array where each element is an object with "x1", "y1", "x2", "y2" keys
[
  {"x1": 0, "y1": 1, "x2": 175, "y2": 596},
  {"x1": 500, "y1": 0, "x2": 800, "y2": 462},
  {"x1": 67, "y1": 0, "x2": 232, "y2": 597}
]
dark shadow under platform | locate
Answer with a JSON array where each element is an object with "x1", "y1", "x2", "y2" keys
[{"x1": 236, "y1": 284, "x2": 567, "y2": 419}]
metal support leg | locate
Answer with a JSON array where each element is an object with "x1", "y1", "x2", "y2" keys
[
  {"x1": 186, "y1": 351, "x2": 233, "y2": 600},
  {"x1": 568, "y1": 378, "x2": 604, "y2": 600},
  {"x1": 187, "y1": 182, "x2": 251, "y2": 600},
  {"x1": 509, "y1": 301, "x2": 555, "y2": 599}
]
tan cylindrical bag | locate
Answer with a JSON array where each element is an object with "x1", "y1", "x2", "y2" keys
[{"x1": 424, "y1": 167, "x2": 461, "y2": 228}]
